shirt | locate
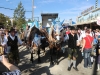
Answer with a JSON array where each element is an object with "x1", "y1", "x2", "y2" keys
[
  {"x1": 84, "y1": 35, "x2": 93, "y2": 49},
  {"x1": 8, "y1": 34, "x2": 23, "y2": 45}
]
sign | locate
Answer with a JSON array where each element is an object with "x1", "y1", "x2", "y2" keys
[
  {"x1": 97, "y1": 17, "x2": 100, "y2": 25},
  {"x1": 81, "y1": 6, "x2": 94, "y2": 15}
]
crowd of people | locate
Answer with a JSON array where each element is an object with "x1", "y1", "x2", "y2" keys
[
  {"x1": 65, "y1": 26, "x2": 100, "y2": 71},
  {"x1": 0, "y1": 25, "x2": 100, "y2": 74}
]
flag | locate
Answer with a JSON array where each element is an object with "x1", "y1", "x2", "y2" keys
[
  {"x1": 33, "y1": 20, "x2": 39, "y2": 29},
  {"x1": 72, "y1": 21, "x2": 76, "y2": 24},
  {"x1": 60, "y1": 19, "x2": 65, "y2": 25},
  {"x1": 52, "y1": 19, "x2": 56, "y2": 25}
]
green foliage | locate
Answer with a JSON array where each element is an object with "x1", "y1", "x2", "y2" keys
[
  {"x1": 13, "y1": 1, "x2": 26, "y2": 29},
  {"x1": 0, "y1": 13, "x2": 12, "y2": 28},
  {"x1": 0, "y1": 13, "x2": 6, "y2": 25}
]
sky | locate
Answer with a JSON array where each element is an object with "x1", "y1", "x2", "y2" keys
[{"x1": 0, "y1": 0, "x2": 100, "y2": 22}]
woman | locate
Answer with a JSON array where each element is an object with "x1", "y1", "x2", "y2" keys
[{"x1": 81, "y1": 28, "x2": 93, "y2": 68}]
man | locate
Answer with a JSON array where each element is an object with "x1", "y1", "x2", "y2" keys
[
  {"x1": 7, "y1": 28, "x2": 24, "y2": 64},
  {"x1": 67, "y1": 26, "x2": 78, "y2": 71}
]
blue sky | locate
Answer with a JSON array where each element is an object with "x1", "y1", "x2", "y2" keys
[{"x1": 0, "y1": 0, "x2": 99, "y2": 22}]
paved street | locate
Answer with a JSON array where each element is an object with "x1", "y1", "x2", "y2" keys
[
  {"x1": 0, "y1": 44, "x2": 100, "y2": 75},
  {"x1": 17, "y1": 44, "x2": 100, "y2": 75}
]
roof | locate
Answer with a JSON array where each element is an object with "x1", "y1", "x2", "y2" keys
[{"x1": 41, "y1": 13, "x2": 58, "y2": 16}]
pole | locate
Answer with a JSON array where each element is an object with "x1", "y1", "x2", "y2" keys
[
  {"x1": 32, "y1": 0, "x2": 34, "y2": 22},
  {"x1": 95, "y1": 0, "x2": 98, "y2": 9}
]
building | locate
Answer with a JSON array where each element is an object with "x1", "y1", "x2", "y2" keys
[
  {"x1": 41, "y1": 13, "x2": 58, "y2": 27},
  {"x1": 74, "y1": 6, "x2": 100, "y2": 29},
  {"x1": 41, "y1": 13, "x2": 58, "y2": 33}
]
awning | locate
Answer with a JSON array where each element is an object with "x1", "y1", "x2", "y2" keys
[{"x1": 73, "y1": 20, "x2": 96, "y2": 26}]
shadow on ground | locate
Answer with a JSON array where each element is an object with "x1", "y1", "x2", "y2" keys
[{"x1": 18, "y1": 42, "x2": 68, "y2": 74}]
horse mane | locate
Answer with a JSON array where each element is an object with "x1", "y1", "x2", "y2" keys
[{"x1": 28, "y1": 26, "x2": 41, "y2": 41}]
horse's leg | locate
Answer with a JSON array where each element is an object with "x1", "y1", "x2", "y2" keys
[
  {"x1": 43, "y1": 46, "x2": 45, "y2": 55},
  {"x1": 38, "y1": 47, "x2": 41, "y2": 63},
  {"x1": 30, "y1": 51, "x2": 34, "y2": 63},
  {"x1": 56, "y1": 50, "x2": 59, "y2": 65},
  {"x1": 56, "y1": 45, "x2": 61, "y2": 65},
  {"x1": 50, "y1": 48, "x2": 54, "y2": 65}
]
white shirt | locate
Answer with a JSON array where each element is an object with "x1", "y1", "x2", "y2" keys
[{"x1": 9, "y1": 34, "x2": 23, "y2": 45}]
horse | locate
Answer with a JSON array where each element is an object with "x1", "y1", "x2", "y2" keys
[
  {"x1": 28, "y1": 26, "x2": 41, "y2": 63},
  {"x1": 28, "y1": 26, "x2": 49, "y2": 63},
  {"x1": 40, "y1": 27, "x2": 63, "y2": 65},
  {"x1": 48, "y1": 28, "x2": 63, "y2": 65}
]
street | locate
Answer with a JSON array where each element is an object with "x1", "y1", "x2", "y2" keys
[{"x1": 17, "y1": 44, "x2": 100, "y2": 75}]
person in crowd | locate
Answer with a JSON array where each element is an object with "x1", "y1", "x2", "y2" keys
[
  {"x1": 96, "y1": 35, "x2": 100, "y2": 71},
  {"x1": 14, "y1": 27, "x2": 19, "y2": 37},
  {"x1": 64, "y1": 27, "x2": 70, "y2": 43},
  {"x1": 67, "y1": 26, "x2": 78, "y2": 71},
  {"x1": 66, "y1": 27, "x2": 70, "y2": 35},
  {"x1": 95, "y1": 29, "x2": 100, "y2": 38},
  {"x1": 7, "y1": 28, "x2": 24, "y2": 64},
  {"x1": 0, "y1": 32, "x2": 8, "y2": 54},
  {"x1": 1, "y1": 55, "x2": 21, "y2": 75},
  {"x1": 4, "y1": 29, "x2": 9, "y2": 38},
  {"x1": 24, "y1": 25, "x2": 30, "y2": 49},
  {"x1": 79, "y1": 27, "x2": 87, "y2": 41},
  {"x1": 24, "y1": 25, "x2": 30, "y2": 44},
  {"x1": 81, "y1": 28, "x2": 93, "y2": 68},
  {"x1": 20, "y1": 29, "x2": 24, "y2": 41}
]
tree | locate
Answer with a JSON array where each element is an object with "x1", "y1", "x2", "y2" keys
[
  {"x1": 0, "y1": 13, "x2": 12, "y2": 28},
  {"x1": 0, "y1": 13, "x2": 6, "y2": 25},
  {"x1": 13, "y1": 1, "x2": 26, "y2": 29}
]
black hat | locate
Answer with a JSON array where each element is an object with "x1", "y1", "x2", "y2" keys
[
  {"x1": 70, "y1": 26, "x2": 75, "y2": 30},
  {"x1": 10, "y1": 28, "x2": 15, "y2": 33}
]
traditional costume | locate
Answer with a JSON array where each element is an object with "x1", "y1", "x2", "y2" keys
[{"x1": 7, "y1": 28, "x2": 23, "y2": 64}]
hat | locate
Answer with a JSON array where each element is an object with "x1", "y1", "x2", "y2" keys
[
  {"x1": 98, "y1": 35, "x2": 100, "y2": 38},
  {"x1": 70, "y1": 26, "x2": 75, "y2": 30},
  {"x1": 10, "y1": 28, "x2": 15, "y2": 33}
]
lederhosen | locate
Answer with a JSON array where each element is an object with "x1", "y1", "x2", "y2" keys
[
  {"x1": 7, "y1": 36, "x2": 19, "y2": 63},
  {"x1": 68, "y1": 33, "x2": 78, "y2": 59}
]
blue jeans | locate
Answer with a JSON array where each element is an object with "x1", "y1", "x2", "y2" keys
[{"x1": 83, "y1": 48, "x2": 92, "y2": 68}]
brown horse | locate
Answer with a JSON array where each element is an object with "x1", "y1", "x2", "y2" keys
[
  {"x1": 28, "y1": 26, "x2": 41, "y2": 63},
  {"x1": 40, "y1": 27, "x2": 62, "y2": 65}
]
